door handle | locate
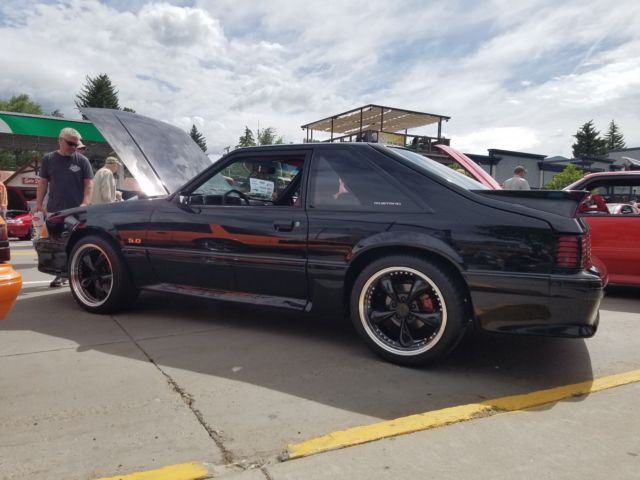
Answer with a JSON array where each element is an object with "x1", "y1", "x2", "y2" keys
[{"x1": 273, "y1": 220, "x2": 299, "y2": 232}]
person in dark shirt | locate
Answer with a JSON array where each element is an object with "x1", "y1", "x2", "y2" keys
[{"x1": 33, "y1": 127, "x2": 94, "y2": 287}]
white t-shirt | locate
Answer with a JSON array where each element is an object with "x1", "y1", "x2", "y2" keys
[
  {"x1": 503, "y1": 176, "x2": 530, "y2": 190},
  {"x1": 90, "y1": 167, "x2": 116, "y2": 204}
]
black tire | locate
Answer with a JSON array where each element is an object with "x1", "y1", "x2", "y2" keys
[
  {"x1": 350, "y1": 255, "x2": 468, "y2": 366},
  {"x1": 68, "y1": 235, "x2": 139, "y2": 314}
]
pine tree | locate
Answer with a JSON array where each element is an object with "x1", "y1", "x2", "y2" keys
[
  {"x1": 236, "y1": 126, "x2": 256, "y2": 148},
  {"x1": 604, "y1": 120, "x2": 625, "y2": 151},
  {"x1": 189, "y1": 124, "x2": 207, "y2": 152},
  {"x1": 258, "y1": 127, "x2": 284, "y2": 145},
  {"x1": 572, "y1": 120, "x2": 607, "y2": 158},
  {"x1": 75, "y1": 74, "x2": 121, "y2": 110}
]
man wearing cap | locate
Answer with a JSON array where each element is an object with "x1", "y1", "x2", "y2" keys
[
  {"x1": 76, "y1": 140, "x2": 87, "y2": 155},
  {"x1": 503, "y1": 165, "x2": 530, "y2": 190},
  {"x1": 34, "y1": 127, "x2": 94, "y2": 287},
  {"x1": 90, "y1": 156, "x2": 121, "y2": 205}
]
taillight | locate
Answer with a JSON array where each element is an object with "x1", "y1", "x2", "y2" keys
[
  {"x1": 581, "y1": 232, "x2": 592, "y2": 269},
  {"x1": 555, "y1": 233, "x2": 591, "y2": 271}
]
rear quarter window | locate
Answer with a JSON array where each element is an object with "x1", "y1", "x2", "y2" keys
[{"x1": 308, "y1": 149, "x2": 421, "y2": 212}]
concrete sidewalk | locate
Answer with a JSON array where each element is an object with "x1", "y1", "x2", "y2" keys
[{"x1": 227, "y1": 381, "x2": 640, "y2": 480}]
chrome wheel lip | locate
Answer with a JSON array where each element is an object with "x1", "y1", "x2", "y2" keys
[
  {"x1": 70, "y1": 243, "x2": 114, "y2": 308},
  {"x1": 358, "y1": 266, "x2": 447, "y2": 357}
]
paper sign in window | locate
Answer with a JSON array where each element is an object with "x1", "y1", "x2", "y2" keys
[{"x1": 249, "y1": 178, "x2": 275, "y2": 197}]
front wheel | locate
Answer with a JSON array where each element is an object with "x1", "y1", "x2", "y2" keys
[
  {"x1": 350, "y1": 255, "x2": 468, "y2": 366},
  {"x1": 68, "y1": 235, "x2": 139, "y2": 314}
]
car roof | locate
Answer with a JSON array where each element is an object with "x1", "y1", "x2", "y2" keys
[{"x1": 565, "y1": 170, "x2": 640, "y2": 190}]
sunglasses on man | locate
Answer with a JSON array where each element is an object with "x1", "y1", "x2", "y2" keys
[{"x1": 62, "y1": 138, "x2": 79, "y2": 148}]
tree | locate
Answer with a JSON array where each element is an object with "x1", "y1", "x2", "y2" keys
[
  {"x1": 572, "y1": 120, "x2": 607, "y2": 158},
  {"x1": 257, "y1": 127, "x2": 284, "y2": 145},
  {"x1": 544, "y1": 164, "x2": 585, "y2": 189},
  {"x1": 122, "y1": 107, "x2": 136, "y2": 113},
  {"x1": 604, "y1": 120, "x2": 625, "y2": 151},
  {"x1": 75, "y1": 73, "x2": 121, "y2": 110},
  {"x1": 50, "y1": 109, "x2": 64, "y2": 118},
  {"x1": 0, "y1": 94, "x2": 43, "y2": 114},
  {"x1": 236, "y1": 126, "x2": 256, "y2": 148},
  {"x1": 189, "y1": 124, "x2": 207, "y2": 152},
  {"x1": 0, "y1": 94, "x2": 45, "y2": 170}
]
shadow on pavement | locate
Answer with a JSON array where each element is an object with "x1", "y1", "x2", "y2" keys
[{"x1": 3, "y1": 288, "x2": 596, "y2": 421}]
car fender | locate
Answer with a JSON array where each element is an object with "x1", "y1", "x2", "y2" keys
[{"x1": 348, "y1": 230, "x2": 465, "y2": 273}]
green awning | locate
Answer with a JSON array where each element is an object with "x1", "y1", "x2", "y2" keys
[
  {"x1": 0, "y1": 111, "x2": 106, "y2": 141},
  {"x1": 0, "y1": 111, "x2": 113, "y2": 157}
]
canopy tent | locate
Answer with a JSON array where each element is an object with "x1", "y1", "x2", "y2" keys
[
  {"x1": 301, "y1": 104, "x2": 451, "y2": 141},
  {"x1": 0, "y1": 111, "x2": 111, "y2": 156}
]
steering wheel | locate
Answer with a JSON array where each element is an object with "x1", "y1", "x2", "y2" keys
[{"x1": 223, "y1": 189, "x2": 250, "y2": 205}]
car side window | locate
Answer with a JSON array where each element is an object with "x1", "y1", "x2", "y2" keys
[
  {"x1": 579, "y1": 179, "x2": 640, "y2": 215},
  {"x1": 191, "y1": 154, "x2": 305, "y2": 207},
  {"x1": 309, "y1": 149, "x2": 419, "y2": 211}
]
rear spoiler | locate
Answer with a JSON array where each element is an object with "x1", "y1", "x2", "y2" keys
[{"x1": 474, "y1": 189, "x2": 590, "y2": 217}]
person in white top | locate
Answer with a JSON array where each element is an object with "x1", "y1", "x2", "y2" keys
[
  {"x1": 503, "y1": 165, "x2": 530, "y2": 190},
  {"x1": 90, "y1": 156, "x2": 121, "y2": 204}
]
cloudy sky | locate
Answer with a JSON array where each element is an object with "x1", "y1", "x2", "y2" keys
[{"x1": 1, "y1": 0, "x2": 639, "y2": 157}]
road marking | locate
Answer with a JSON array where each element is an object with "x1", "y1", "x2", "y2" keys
[
  {"x1": 287, "y1": 369, "x2": 640, "y2": 460},
  {"x1": 96, "y1": 462, "x2": 208, "y2": 480},
  {"x1": 21, "y1": 280, "x2": 52, "y2": 285},
  {"x1": 10, "y1": 251, "x2": 37, "y2": 256}
]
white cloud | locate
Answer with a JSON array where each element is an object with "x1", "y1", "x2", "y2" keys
[
  {"x1": 455, "y1": 127, "x2": 540, "y2": 154},
  {"x1": 0, "y1": 0, "x2": 639, "y2": 157}
]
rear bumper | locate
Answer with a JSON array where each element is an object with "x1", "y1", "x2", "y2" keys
[
  {"x1": 467, "y1": 270, "x2": 603, "y2": 338},
  {"x1": 7, "y1": 225, "x2": 29, "y2": 238}
]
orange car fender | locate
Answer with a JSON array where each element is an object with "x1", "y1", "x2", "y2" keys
[{"x1": 0, "y1": 263, "x2": 22, "y2": 320}]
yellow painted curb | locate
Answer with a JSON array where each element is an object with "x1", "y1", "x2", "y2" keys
[
  {"x1": 10, "y1": 251, "x2": 37, "y2": 256},
  {"x1": 95, "y1": 462, "x2": 208, "y2": 480},
  {"x1": 287, "y1": 369, "x2": 640, "y2": 459}
]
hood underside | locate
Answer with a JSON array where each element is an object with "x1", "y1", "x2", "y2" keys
[{"x1": 81, "y1": 108, "x2": 212, "y2": 196}]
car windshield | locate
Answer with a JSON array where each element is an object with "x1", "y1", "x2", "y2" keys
[{"x1": 388, "y1": 147, "x2": 489, "y2": 190}]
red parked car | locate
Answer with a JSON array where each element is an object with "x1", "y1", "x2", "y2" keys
[
  {"x1": 565, "y1": 172, "x2": 640, "y2": 286},
  {"x1": 6, "y1": 210, "x2": 34, "y2": 240}
]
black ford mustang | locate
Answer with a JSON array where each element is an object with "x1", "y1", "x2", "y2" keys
[{"x1": 36, "y1": 109, "x2": 603, "y2": 366}]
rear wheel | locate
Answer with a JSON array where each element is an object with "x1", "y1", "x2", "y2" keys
[
  {"x1": 68, "y1": 235, "x2": 139, "y2": 314},
  {"x1": 350, "y1": 255, "x2": 468, "y2": 366}
]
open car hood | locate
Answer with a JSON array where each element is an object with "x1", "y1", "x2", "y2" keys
[
  {"x1": 81, "y1": 108, "x2": 212, "y2": 196},
  {"x1": 434, "y1": 144, "x2": 502, "y2": 189}
]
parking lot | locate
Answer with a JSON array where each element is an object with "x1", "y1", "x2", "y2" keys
[{"x1": 1, "y1": 240, "x2": 639, "y2": 479}]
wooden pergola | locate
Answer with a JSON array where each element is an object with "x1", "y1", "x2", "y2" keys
[{"x1": 301, "y1": 104, "x2": 450, "y2": 143}]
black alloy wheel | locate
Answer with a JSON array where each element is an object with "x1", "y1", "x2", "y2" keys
[
  {"x1": 350, "y1": 255, "x2": 467, "y2": 366},
  {"x1": 69, "y1": 235, "x2": 139, "y2": 314}
]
